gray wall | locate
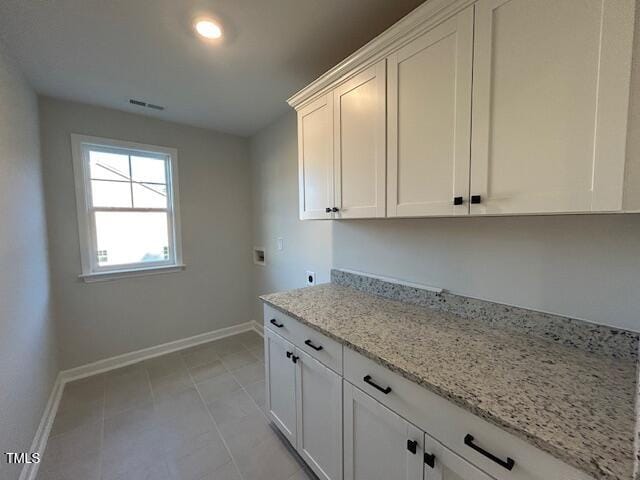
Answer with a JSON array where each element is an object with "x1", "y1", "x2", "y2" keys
[
  {"x1": 39, "y1": 97, "x2": 253, "y2": 369},
  {"x1": 250, "y1": 111, "x2": 640, "y2": 333},
  {"x1": 250, "y1": 113, "x2": 333, "y2": 321},
  {"x1": 0, "y1": 43, "x2": 58, "y2": 480}
]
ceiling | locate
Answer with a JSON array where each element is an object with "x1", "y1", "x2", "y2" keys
[{"x1": 0, "y1": 0, "x2": 425, "y2": 136}]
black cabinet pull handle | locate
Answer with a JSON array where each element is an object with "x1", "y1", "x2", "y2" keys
[
  {"x1": 407, "y1": 440, "x2": 417, "y2": 454},
  {"x1": 270, "y1": 319, "x2": 283, "y2": 328},
  {"x1": 332, "y1": 207, "x2": 339, "y2": 212},
  {"x1": 304, "y1": 339, "x2": 323, "y2": 351},
  {"x1": 325, "y1": 207, "x2": 332, "y2": 213},
  {"x1": 424, "y1": 452, "x2": 435, "y2": 468},
  {"x1": 291, "y1": 355, "x2": 299, "y2": 364},
  {"x1": 471, "y1": 195, "x2": 482, "y2": 204},
  {"x1": 453, "y1": 196, "x2": 464, "y2": 205},
  {"x1": 464, "y1": 434, "x2": 514, "y2": 471},
  {"x1": 363, "y1": 375, "x2": 392, "y2": 394},
  {"x1": 286, "y1": 351, "x2": 292, "y2": 358}
]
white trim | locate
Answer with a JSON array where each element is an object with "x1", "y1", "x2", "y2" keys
[
  {"x1": 20, "y1": 321, "x2": 260, "y2": 480},
  {"x1": 79, "y1": 263, "x2": 186, "y2": 283},
  {"x1": 287, "y1": 0, "x2": 476, "y2": 109},
  {"x1": 70, "y1": 134, "x2": 183, "y2": 279},
  {"x1": 335, "y1": 268, "x2": 443, "y2": 294},
  {"x1": 252, "y1": 319, "x2": 264, "y2": 336},
  {"x1": 60, "y1": 321, "x2": 256, "y2": 383},
  {"x1": 18, "y1": 373, "x2": 64, "y2": 480}
]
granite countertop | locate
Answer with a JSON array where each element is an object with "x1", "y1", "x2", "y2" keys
[{"x1": 260, "y1": 283, "x2": 638, "y2": 480}]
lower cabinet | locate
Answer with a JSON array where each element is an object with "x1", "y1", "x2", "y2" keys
[
  {"x1": 343, "y1": 381, "x2": 423, "y2": 480},
  {"x1": 265, "y1": 308, "x2": 593, "y2": 480},
  {"x1": 344, "y1": 380, "x2": 496, "y2": 480},
  {"x1": 296, "y1": 349, "x2": 343, "y2": 480},
  {"x1": 265, "y1": 328, "x2": 297, "y2": 445},
  {"x1": 265, "y1": 328, "x2": 343, "y2": 480}
]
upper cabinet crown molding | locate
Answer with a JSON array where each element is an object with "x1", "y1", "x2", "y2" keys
[{"x1": 287, "y1": 0, "x2": 477, "y2": 110}]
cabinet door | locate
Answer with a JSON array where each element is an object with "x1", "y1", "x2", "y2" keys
[
  {"x1": 333, "y1": 61, "x2": 386, "y2": 219},
  {"x1": 424, "y1": 433, "x2": 495, "y2": 480},
  {"x1": 298, "y1": 93, "x2": 334, "y2": 219},
  {"x1": 470, "y1": 0, "x2": 635, "y2": 214},
  {"x1": 387, "y1": 6, "x2": 473, "y2": 217},
  {"x1": 265, "y1": 329, "x2": 297, "y2": 445},
  {"x1": 295, "y1": 349, "x2": 343, "y2": 480},
  {"x1": 344, "y1": 381, "x2": 423, "y2": 480}
]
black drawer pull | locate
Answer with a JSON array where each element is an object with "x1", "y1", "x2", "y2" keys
[
  {"x1": 471, "y1": 195, "x2": 482, "y2": 204},
  {"x1": 270, "y1": 318, "x2": 283, "y2": 328},
  {"x1": 304, "y1": 339, "x2": 323, "y2": 351},
  {"x1": 291, "y1": 355, "x2": 299, "y2": 364},
  {"x1": 363, "y1": 375, "x2": 392, "y2": 394},
  {"x1": 424, "y1": 452, "x2": 435, "y2": 468},
  {"x1": 407, "y1": 440, "x2": 417, "y2": 454},
  {"x1": 453, "y1": 196, "x2": 464, "y2": 205},
  {"x1": 464, "y1": 434, "x2": 514, "y2": 471},
  {"x1": 286, "y1": 351, "x2": 292, "y2": 358}
]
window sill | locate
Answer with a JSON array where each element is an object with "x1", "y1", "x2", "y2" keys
[{"x1": 78, "y1": 264, "x2": 186, "y2": 283}]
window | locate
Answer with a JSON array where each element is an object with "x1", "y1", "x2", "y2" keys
[{"x1": 71, "y1": 134, "x2": 183, "y2": 282}]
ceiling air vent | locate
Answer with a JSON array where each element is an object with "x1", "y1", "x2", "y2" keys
[{"x1": 129, "y1": 99, "x2": 165, "y2": 111}]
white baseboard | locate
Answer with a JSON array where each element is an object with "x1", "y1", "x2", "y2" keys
[
  {"x1": 252, "y1": 319, "x2": 263, "y2": 336},
  {"x1": 18, "y1": 373, "x2": 64, "y2": 480},
  {"x1": 61, "y1": 321, "x2": 256, "y2": 383},
  {"x1": 21, "y1": 321, "x2": 259, "y2": 480}
]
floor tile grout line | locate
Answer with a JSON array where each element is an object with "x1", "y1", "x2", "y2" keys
[
  {"x1": 39, "y1": 379, "x2": 107, "y2": 477},
  {"x1": 227, "y1": 361, "x2": 268, "y2": 421},
  {"x1": 143, "y1": 356, "x2": 178, "y2": 478},
  {"x1": 95, "y1": 380, "x2": 106, "y2": 480},
  {"x1": 186, "y1": 352, "x2": 248, "y2": 480},
  {"x1": 226, "y1": 342, "x2": 313, "y2": 479},
  {"x1": 42, "y1": 334, "x2": 266, "y2": 480}
]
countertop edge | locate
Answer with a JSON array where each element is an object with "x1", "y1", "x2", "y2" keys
[{"x1": 260, "y1": 296, "x2": 614, "y2": 480}]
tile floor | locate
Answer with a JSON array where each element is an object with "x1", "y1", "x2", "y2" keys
[{"x1": 38, "y1": 331, "x2": 317, "y2": 480}]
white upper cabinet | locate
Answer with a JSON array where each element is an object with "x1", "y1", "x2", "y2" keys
[
  {"x1": 298, "y1": 93, "x2": 334, "y2": 220},
  {"x1": 470, "y1": 0, "x2": 635, "y2": 215},
  {"x1": 387, "y1": 6, "x2": 474, "y2": 217},
  {"x1": 333, "y1": 61, "x2": 387, "y2": 219},
  {"x1": 289, "y1": 0, "x2": 636, "y2": 219}
]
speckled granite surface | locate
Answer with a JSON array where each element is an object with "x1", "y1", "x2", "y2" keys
[
  {"x1": 260, "y1": 283, "x2": 638, "y2": 480},
  {"x1": 332, "y1": 269, "x2": 639, "y2": 360}
]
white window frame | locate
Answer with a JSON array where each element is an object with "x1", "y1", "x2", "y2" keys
[{"x1": 71, "y1": 134, "x2": 184, "y2": 282}]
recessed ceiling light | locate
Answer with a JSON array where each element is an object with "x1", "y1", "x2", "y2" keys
[{"x1": 194, "y1": 19, "x2": 222, "y2": 39}]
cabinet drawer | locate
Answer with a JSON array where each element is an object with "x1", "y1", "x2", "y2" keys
[
  {"x1": 344, "y1": 347, "x2": 592, "y2": 480},
  {"x1": 264, "y1": 304, "x2": 297, "y2": 343},
  {"x1": 264, "y1": 304, "x2": 343, "y2": 373},
  {"x1": 294, "y1": 322, "x2": 342, "y2": 374}
]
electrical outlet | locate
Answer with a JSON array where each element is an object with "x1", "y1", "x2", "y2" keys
[
  {"x1": 305, "y1": 271, "x2": 316, "y2": 286},
  {"x1": 277, "y1": 237, "x2": 284, "y2": 251}
]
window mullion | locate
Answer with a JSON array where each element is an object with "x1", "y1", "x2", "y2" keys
[
  {"x1": 92, "y1": 207, "x2": 168, "y2": 213},
  {"x1": 128, "y1": 154, "x2": 134, "y2": 208}
]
